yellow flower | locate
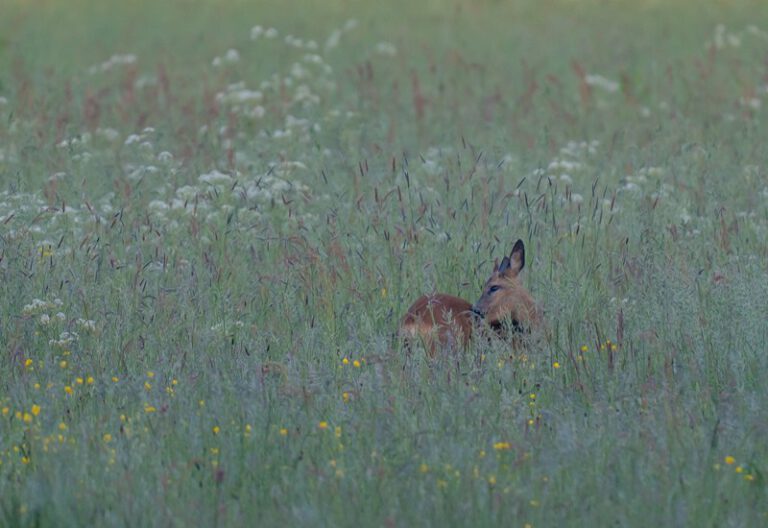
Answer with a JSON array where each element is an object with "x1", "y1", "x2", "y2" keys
[
  {"x1": 144, "y1": 405, "x2": 156, "y2": 413},
  {"x1": 279, "y1": 427, "x2": 288, "y2": 437},
  {"x1": 493, "y1": 442, "x2": 511, "y2": 451},
  {"x1": 335, "y1": 426, "x2": 342, "y2": 438},
  {"x1": 553, "y1": 362, "x2": 561, "y2": 369},
  {"x1": 744, "y1": 474, "x2": 755, "y2": 482},
  {"x1": 580, "y1": 345, "x2": 589, "y2": 352},
  {"x1": 487, "y1": 475, "x2": 496, "y2": 486},
  {"x1": 342, "y1": 392, "x2": 350, "y2": 403},
  {"x1": 58, "y1": 422, "x2": 67, "y2": 431},
  {"x1": 76, "y1": 377, "x2": 84, "y2": 385},
  {"x1": 725, "y1": 456, "x2": 736, "y2": 465},
  {"x1": 23, "y1": 412, "x2": 32, "y2": 424},
  {"x1": 86, "y1": 376, "x2": 94, "y2": 385},
  {"x1": 528, "y1": 419, "x2": 535, "y2": 426},
  {"x1": 419, "y1": 463, "x2": 429, "y2": 473},
  {"x1": 2, "y1": 407, "x2": 9, "y2": 416},
  {"x1": 353, "y1": 359, "x2": 361, "y2": 368},
  {"x1": 60, "y1": 360, "x2": 68, "y2": 369},
  {"x1": 144, "y1": 381, "x2": 152, "y2": 391},
  {"x1": 33, "y1": 383, "x2": 40, "y2": 390},
  {"x1": 244, "y1": 424, "x2": 252, "y2": 435},
  {"x1": 342, "y1": 358, "x2": 349, "y2": 366},
  {"x1": 171, "y1": 379, "x2": 178, "y2": 386},
  {"x1": 199, "y1": 400, "x2": 205, "y2": 408},
  {"x1": 147, "y1": 371, "x2": 154, "y2": 378},
  {"x1": 112, "y1": 376, "x2": 119, "y2": 383},
  {"x1": 24, "y1": 359, "x2": 33, "y2": 368},
  {"x1": 318, "y1": 421, "x2": 328, "y2": 430},
  {"x1": 478, "y1": 450, "x2": 486, "y2": 458},
  {"x1": 212, "y1": 426, "x2": 220, "y2": 435},
  {"x1": 529, "y1": 393, "x2": 536, "y2": 400},
  {"x1": 31, "y1": 405, "x2": 40, "y2": 416},
  {"x1": 21, "y1": 456, "x2": 30, "y2": 465},
  {"x1": 64, "y1": 386, "x2": 73, "y2": 395},
  {"x1": 103, "y1": 433, "x2": 112, "y2": 443},
  {"x1": 381, "y1": 288, "x2": 387, "y2": 298},
  {"x1": 530, "y1": 500, "x2": 540, "y2": 507},
  {"x1": 735, "y1": 466, "x2": 744, "y2": 474}
]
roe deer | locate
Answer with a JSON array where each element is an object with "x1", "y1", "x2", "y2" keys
[{"x1": 399, "y1": 239, "x2": 541, "y2": 356}]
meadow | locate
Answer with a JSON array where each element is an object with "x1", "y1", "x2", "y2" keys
[{"x1": 1, "y1": 0, "x2": 767, "y2": 525}]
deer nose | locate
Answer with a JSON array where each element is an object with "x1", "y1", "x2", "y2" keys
[{"x1": 470, "y1": 306, "x2": 485, "y2": 319}]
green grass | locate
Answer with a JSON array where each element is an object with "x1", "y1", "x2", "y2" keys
[{"x1": 1, "y1": 0, "x2": 767, "y2": 526}]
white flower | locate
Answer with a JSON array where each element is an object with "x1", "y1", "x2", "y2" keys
[
  {"x1": 265, "y1": 27, "x2": 278, "y2": 39},
  {"x1": 250, "y1": 25, "x2": 263, "y2": 40},
  {"x1": 375, "y1": 42, "x2": 397, "y2": 57},
  {"x1": 199, "y1": 169, "x2": 233, "y2": 186},
  {"x1": 584, "y1": 74, "x2": 619, "y2": 93}
]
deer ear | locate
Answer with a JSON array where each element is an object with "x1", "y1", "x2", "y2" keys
[
  {"x1": 503, "y1": 239, "x2": 525, "y2": 277},
  {"x1": 498, "y1": 256, "x2": 511, "y2": 274}
]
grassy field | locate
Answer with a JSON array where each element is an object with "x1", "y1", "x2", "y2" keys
[{"x1": 1, "y1": 0, "x2": 767, "y2": 525}]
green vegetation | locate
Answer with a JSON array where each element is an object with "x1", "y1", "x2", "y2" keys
[{"x1": 1, "y1": 0, "x2": 766, "y2": 525}]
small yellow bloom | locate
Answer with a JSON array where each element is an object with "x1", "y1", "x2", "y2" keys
[
  {"x1": 553, "y1": 362, "x2": 561, "y2": 369},
  {"x1": 353, "y1": 359, "x2": 361, "y2": 368},
  {"x1": 103, "y1": 433, "x2": 112, "y2": 443},
  {"x1": 493, "y1": 442, "x2": 511, "y2": 451},
  {"x1": 529, "y1": 393, "x2": 536, "y2": 400},
  {"x1": 64, "y1": 386, "x2": 73, "y2": 395},
  {"x1": 144, "y1": 405, "x2": 156, "y2": 413},
  {"x1": 528, "y1": 418, "x2": 535, "y2": 426},
  {"x1": 31, "y1": 405, "x2": 41, "y2": 416},
  {"x1": 318, "y1": 421, "x2": 328, "y2": 430},
  {"x1": 198, "y1": 400, "x2": 205, "y2": 407},
  {"x1": 112, "y1": 376, "x2": 119, "y2": 383},
  {"x1": 2, "y1": 407, "x2": 9, "y2": 416},
  {"x1": 147, "y1": 371, "x2": 154, "y2": 378},
  {"x1": 244, "y1": 424, "x2": 252, "y2": 434},
  {"x1": 23, "y1": 412, "x2": 32, "y2": 424},
  {"x1": 210, "y1": 447, "x2": 219, "y2": 455},
  {"x1": 580, "y1": 345, "x2": 588, "y2": 352},
  {"x1": 381, "y1": 288, "x2": 387, "y2": 298},
  {"x1": 212, "y1": 426, "x2": 220, "y2": 435},
  {"x1": 33, "y1": 383, "x2": 40, "y2": 390},
  {"x1": 21, "y1": 456, "x2": 30, "y2": 464},
  {"x1": 144, "y1": 381, "x2": 152, "y2": 391},
  {"x1": 342, "y1": 392, "x2": 350, "y2": 403},
  {"x1": 530, "y1": 500, "x2": 540, "y2": 507},
  {"x1": 279, "y1": 427, "x2": 288, "y2": 437},
  {"x1": 58, "y1": 422, "x2": 67, "y2": 431},
  {"x1": 335, "y1": 426, "x2": 342, "y2": 438},
  {"x1": 478, "y1": 450, "x2": 486, "y2": 458},
  {"x1": 735, "y1": 466, "x2": 744, "y2": 474},
  {"x1": 171, "y1": 379, "x2": 178, "y2": 386},
  {"x1": 24, "y1": 359, "x2": 33, "y2": 368},
  {"x1": 60, "y1": 360, "x2": 68, "y2": 369},
  {"x1": 487, "y1": 475, "x2": 496, "y2": 486},
  {"x1": 75, "y1": 377, "x2": 84, "y2": 385},
  {"x1": 744, "y1": 474, "x2": 755, "y2": 482},
  {"x1": 725, "y1": 456, "x2": 736, "y2": 465},
  {"x1": 437, "y1": 479, "x2": 448, "y2": 490},
  {"x1": 419, "y1": 463, "x2": 429, "y2": 473},
  {"x1": 342, "y1": 358, "x2": 349, "y2": 365},
  {"x1": 86, "y1": 376, "x2": 94, "y2": 385}
]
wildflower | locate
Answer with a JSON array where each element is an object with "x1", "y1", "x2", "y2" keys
[
  {"x1": 199, "y1": 400, "x2": 205, "y2": 407},
  {"x1": 529, "y1": 393, "x2": 536, "y2": 400},
  {"x1": 144, "y1": 382, "x2": 152, "y2": 391},
  {"x1": 725, "y1": 456, "x2": 736, "y2": 465},
  {"x1": 478, "y1": 450, "x2": 486, "y2": 458},
  {"x1": 21, "y1": 456, "x2": 30, "y2": 465},
  {"x1": 580, "y1": 345, "x2": 588, "y2": 352},
  {"x1": 76, "y1": 377, "x2": 84, "y2": 385},
  {"x1": 736, "y1": 466, "x2": 744, "y2": 474},
  {"x1": 33, "y1": 383, "x2": 40, "y2": 390},
  {"x1": 103, "y1": 433, "x2": 112, "y2": 443},
  {"x1": 31, "y1": 405, "x2": 40, "y2": 417},
  {"x1": 64, "y1": 386, "x2": 73, "y2": 395},
  {"x1": 744, "y1": 474, "x2": 755, "y2": 482},
  {"x1": 58, "y1": 422, "x2": 67, "y2": 431},
  {"x1": 244, "y1": 424, "x2": 252, "y2": 435},
  {"x1": 86, "y1": 376, "x2": 94, "y2": 385},
  {"x1": 318, "y1": 421, "x2": 328, "y2": 430},
  {"x1": 352, "y1": 359, "x2": 361, "y2": 368},
  {"x1": 530, "y1": 500, "x2": 540, "y2": 507},
  {"x1": 24, "y1": 359, "x2": 33, "y2": 368},
  {"x1": 553, "y1": 362, "x2": 561, "y2": 369},
  {"x1": 171, "y1": 379, "x2": 178, "y2": 386},
  {"x1": 419, "y1": 463, "x2": 429, "y2": 473},
  {"x1": 493, "y1": 442, "x2": 512, "y2": 451},
  {"x1": 381, "y1": 288, "x2": 387, "y2": 298},
  {"x1": 60, "y1": 361, "x2": 68, "y2": 369},
  {"x1": 279, "y1": 427, "x2": 288, "y2": 437},
  {"x1": 528, "y1": 419, "x2": 535, "y2": 426},
  {"x1": 144, "y1": 405, "x2": 156, "y2": 413},
  {"x1": 23, "y1": 413, "x2": 32, "y2": 424},
  {"x1": 342, "y1": 358, "x2": 349, "y2": 365},
  {"x1": 335, "y1": 426, "x2": 342, "y2": 438},
  {"x1": 342, "y1": 392, "x2": 350, "y2": 403},
  {"x1": 112, "y1": 376, "x2": 119, "y2": 382},
  {"x1": 212, "y1": 426, "x2": 220, "y2": 435},
  {"x1": 147, "y1": 371, "x2": 154, "y2": 378},
  {"x1": 2, "y1": 407, "x2": 9, "y2": 416},
  {"x1": 488, "y1": 475, "x2": 496, "y2": 486}
]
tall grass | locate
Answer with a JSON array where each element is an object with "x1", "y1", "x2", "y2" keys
[{"x1": 1, "y1": 0, "x2": 767, "y2": 526}]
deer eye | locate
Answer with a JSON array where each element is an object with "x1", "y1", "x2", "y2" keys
[{"x1": 488, "y1": 285, "x2": 501, "y2": 294}]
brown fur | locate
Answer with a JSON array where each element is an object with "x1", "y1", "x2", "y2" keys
[{"x1": 399, "y1": 239, "x2": 541, "y2": 356}]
